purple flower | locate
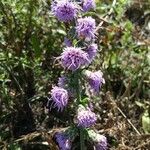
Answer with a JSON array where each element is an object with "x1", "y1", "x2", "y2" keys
[
  {"x1": 64, "y1": 37, "x2": 72, "y2": 47},
  {"x1": 77, "y1": 106, "x2": 97, "y2": 128},
  {"x1": 51, "y1": 86, "x2": 69, "y2": 111},
  {"x1": 85, "y1": 70, "x2": 105, "y2": 94},
  {"x1": 88, "y1": 130, "x2": 108, "y2": 150},
  {"x1": 76, "y1": 17, "x2": 96, "y2": 41},
  {"x1": 86, "y1": 43, "x2": 98, "y2": 61},
  {"x1": 95, "y1": 135, "x2": 107, "y2": 150},
  {"x1": 51, "y1": 0, "x2": 77, "y2": 22},
  {"x1": 55, "y1": 132, "x2": 71, "y2": 150},
  {"x1": 58, "y1": 75, "x2": 68, "y2": 88},
  {"x1": 82, "y1": 0, "x2": 96, "y2": 12},
  {"x1": 61, "y1": 47, "x2": 89, "y2": 71}
]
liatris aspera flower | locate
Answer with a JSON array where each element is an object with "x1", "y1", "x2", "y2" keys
[
  {"x1": 58, "y1": 75, "x2": 68, "y2": 88},
  {"x1": 61, "y1": 47, "x2": 89, "y2": 71},
  {"x1": 95, "y1": 134, "x2": 107, "y2": 150},
  {"x1": 64, "y1": 37, "x2": 72, "y2": 47},
  {"x1": 51, "y1": 0, "x2": 77, "y2": 22},
  {"x1": 55, "y1": 132, "x2": 71, "y2": 150},
  {"x1": 82, "y1": 0, "x2": 96, "y2": 12},
  {"x1": 51, "y1": 86, "x2": 69, "y2": 111},
  {"x1": 88, "y1": 130, "x2": 107, "y2": 150},
  {"x1": 86, "y1": 43, "x2": 98, "y2": 62},
  {"x1": 85, "y1": 70, "x2": 105, "y2": 94},
  {"x1": 76, "y1": 17, "x2": 96, "y2": 40},
  {"x1": 77, "y1": 105, "x2": 97, "y2": 128}
]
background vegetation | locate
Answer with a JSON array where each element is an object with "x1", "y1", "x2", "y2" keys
[{"x1": 0, "y1": 0, "x2": 150, "y2": 149}]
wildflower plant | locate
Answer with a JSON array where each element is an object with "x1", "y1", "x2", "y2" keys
[{"x1": 49, "y1": 0, "x2": 107, "y2": 149}]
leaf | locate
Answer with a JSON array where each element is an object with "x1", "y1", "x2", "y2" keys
[
  {"x1": 135, "y1": 101, "x2": 145, "y2": 108},
  {"x1": 81, "y1": 97, "x2": 89, "y2": 105},
  {"x1": 56, "y1": 29, "x2": 66, "y2": 35}
]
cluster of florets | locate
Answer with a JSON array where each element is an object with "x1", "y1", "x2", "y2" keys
[
  {"x1": 85, "y1": 70, "x2": 105, "y2": 95},
  {"x1": 76, "y1": 17, "x2": 96, "y2": 41},
  {"x1": 55, "y1": 132, "x2": 72, "y2": 150},
  {"x1": 88, "y1": 130, "x2": 108, "y2": 150},
  {"x1": 51, "y1": 0, "x2": 96, "y2": 22},
  {"x1": 95, "y1": 134, "x2": 108, "y2": 150},
  {"x1": 77, "y1": 105, "x2": 97, "y2": 128},
  {"x1": 61, "y1": 47, "x2": 89, "y2": 71},
  {"x1": 51, "y1": 0, "x2": 77, "y2": 22},
  {"x1": 50, "y1": 86, "x2": 69, "y2": 111},
  {"x1": 82, "y1": 0, "x2": 96, "y2": 12},
  {"x1": 49, "y1": 0, "x2": 107, "y2": 149}
]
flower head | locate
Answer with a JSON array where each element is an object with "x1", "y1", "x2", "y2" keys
[
  {"x1": 76, "y1": 17, "x2": 96, "y2": 41},
  {"x1": 77, "y1": 105, "x2": 97, "y2": 128},
  {"x1": 85, "y1": 70, "x2": 105, "y2": 94},
  {"x1": 58, "y1": 75, "x2": 68, "y2": 88},
  {"x1": 82, "y1": 0, "x2": 96, "y2": 12},
  {"x1": 51, "y1": 0, "x2": 77, "y2": 22},
  {"x1": 55, "y1": 132, "x2": 71, "y2": 150},
  {"x1": 86, "y1": 43, "x2": 98, "y2": 62},
  {"x1": 95, "y1": 134, "x2": 107, "y2": 150},
  {"x1": 64, "y1": 37, "x2": 72, "y2": 47},
  {"x1": 51, "y1": 86, "x2": 69, "y2": 111},
  {"x1": 88, "y1": 130, "x2": 108, "y2": 150},
  {"x1": 61, "y1": 47, "x2": 89, "y2": 71}
]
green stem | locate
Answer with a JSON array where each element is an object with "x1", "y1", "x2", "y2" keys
[
  {"x1": 76, "y1": 72, "x2": 81, "y2": 104},
  {"x1": 75, "y1": 71, "x2": 85, "y2": 150},
  {"x1": 80, "y1": 128, "x2": 85, "y2": 150}
]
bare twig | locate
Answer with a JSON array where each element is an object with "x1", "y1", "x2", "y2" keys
[
  {"x1": 106, "y1": 92, "x2": 141, "y2": 135},
  {"x1": 96, "y1": 0, "x2": 117, "y2": 32},
  {"x1": 116, "y1": 106, "x2": 141, "y2": 135},
  {"x1": 135, "y1": 140, "x2": 150, "y2": 150}
]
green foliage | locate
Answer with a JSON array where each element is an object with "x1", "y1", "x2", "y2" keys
[
  {"x1": 0, "y1": 0, "x2": 65, "y2": 147},
  {"x1": 136, "y1": 101, "x2": 150, "y2": 133}
]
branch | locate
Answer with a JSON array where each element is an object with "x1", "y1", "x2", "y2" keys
[{"x1": 106, "y1": 92, "x2": 141, "y2": 135}]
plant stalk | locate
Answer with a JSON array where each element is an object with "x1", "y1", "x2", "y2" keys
[{"x1": 75, "y1": 71, "x2": 85, "y2": 150}]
